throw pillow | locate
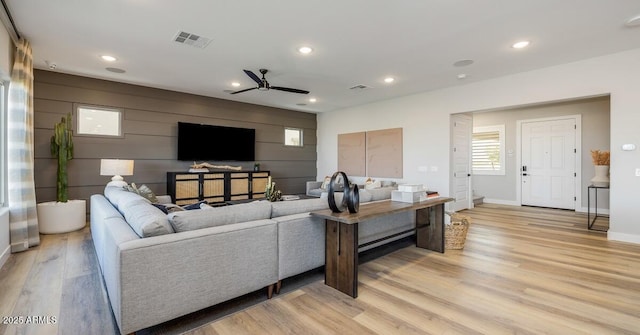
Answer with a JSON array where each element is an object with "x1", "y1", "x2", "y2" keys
[
  {"x1": 165, "y1": 204, "x2": 185, "y2": 213},
  {"x1": 364, "y1": 179, "x2": 381, "y2": 190},
  {"x1": 151, "y1": 203, "x2": 169, "y2": 214},
  {"x1": 123, "y1": 183, "x2": 158, "y2": 203},
  {"x1": 320, "y1": 176, "x2": 331, "y2": 190},
  {"x1": 182, "y1": 200, "x2": 208, "y2": 210}
]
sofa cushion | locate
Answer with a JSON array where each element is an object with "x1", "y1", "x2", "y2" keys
[
  {"x1": 270, "y1": 198, "x2": 328, "y2": 218},
  {"x1": 365, "y1": 186, "x2": 396, "y2": 201},
  {"x1": 118, "y1": 198, "x2": 175, "y2": 237},
  {"x1": 168, "y1": 201, "x2": 272, "y2": 233},
  {"x1": 104, "y1": 186, "x2": 174, "y2": 237},
  {"x1": 307, "y1": 188, "x2": 325, "y2": 197},
  {"x1": 104, "y1": 186, "x2": 143, "y2": 210}
]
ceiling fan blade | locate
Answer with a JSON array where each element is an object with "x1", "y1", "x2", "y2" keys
[
  {"x1": 243, "y1": 70, "x2": 262, "y2": 84},
  {"x1": 230, "y1": 87, "x2": 258, "y2": 94},
  {"x1": 270, "y1": 86, "x2": 309, "y2": 94}
]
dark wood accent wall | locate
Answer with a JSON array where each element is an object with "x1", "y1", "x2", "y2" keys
[{"x1": 33, "y1": 70, "x2": 317, "y2": 205}]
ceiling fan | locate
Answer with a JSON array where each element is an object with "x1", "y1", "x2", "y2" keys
[{"x1": 231, "y1": 69, "x2": 309, "y2": 95}]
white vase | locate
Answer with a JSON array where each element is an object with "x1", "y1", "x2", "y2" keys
[
  {"x1": 591, "y1": 165, "x2": 610, "y2": 187},
  {"x1": 37, "y1": 199, "x2": 87, "y2": 234}
]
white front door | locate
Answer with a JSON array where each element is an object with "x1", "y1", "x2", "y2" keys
[
  {"x1": 521, "y1": 118, "x2": 576, "y2": 209},
  {"x1": 450, "y1": 114, "x2": 472, "y2": 211}
]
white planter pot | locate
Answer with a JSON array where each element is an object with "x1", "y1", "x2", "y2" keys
[
  {"x1": 37, "y1": 199, "x2": 86, "y2": 234},
  {"x1": 590, "y1": 165, "x2": 610, "y2": 187}
]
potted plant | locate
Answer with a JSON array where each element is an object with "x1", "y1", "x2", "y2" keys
[{"x1": 37, "y1": 113, "x2": 86, "y2": 234}]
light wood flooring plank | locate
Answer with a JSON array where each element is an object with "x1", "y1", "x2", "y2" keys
[
  {"x1": 3, "y1": 234, "x2": 67, "y2": 335},
  {"x1": 0, "y1": 249, "x2": 38, "y2": 335}
]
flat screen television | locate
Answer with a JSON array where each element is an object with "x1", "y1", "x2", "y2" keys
[{"x1": 177, "y1": 122, "x2": 255, "y2": 161}]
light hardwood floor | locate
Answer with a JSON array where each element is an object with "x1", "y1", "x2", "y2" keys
[{"x1": 2, "y1": 204, "x2": 638, "y2": 335}]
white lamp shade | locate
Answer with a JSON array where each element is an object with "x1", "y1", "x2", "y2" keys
[{"x1": 100, "y1": 159, "x2": 134, "y2": 177}]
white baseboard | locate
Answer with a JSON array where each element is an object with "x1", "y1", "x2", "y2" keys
[
  {"x1": 608, "y1": 231, "x2": 640, "y2": 245},
  {"x1": 575, "y1": 206, "x2": 610, "y2": 215},
  {"x1": 0, "y1": 245, "x2": 9, "y2": 270},
  {"x1": 482, "y1": 198, "x2": 521, "y2": 206}
]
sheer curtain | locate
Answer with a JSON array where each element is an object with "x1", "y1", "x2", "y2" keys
[{"x1": 7, "y1": 39, "x2": 39, "y2": 252}]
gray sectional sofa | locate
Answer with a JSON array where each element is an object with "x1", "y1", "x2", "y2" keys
[{"x1": 91, "y1": 184, "x2": 412, "y2": 334}]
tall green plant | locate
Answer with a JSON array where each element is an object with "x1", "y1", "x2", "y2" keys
[{"x1": 50, "y1": 113, "x2": 74, "y2": 202}]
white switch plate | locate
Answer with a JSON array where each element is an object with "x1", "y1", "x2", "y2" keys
[{"x1": 636, "y1": 168, "x2": 640, "y2": 177}]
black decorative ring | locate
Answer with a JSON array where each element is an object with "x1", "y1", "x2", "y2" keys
[
  {"x1": 327, "y1": 171, "x2": 359, "y2": 213},
  {"x1": 346, "y1": 184, "x2": 359, "y2": 213},
  {"x1": 328, "y1": 171, "x2": 348, "y2": 212}
]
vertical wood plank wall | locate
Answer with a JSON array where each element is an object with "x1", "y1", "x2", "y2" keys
[{"x1": 32, "y1": 70, "x2": 317, "y2": 206}]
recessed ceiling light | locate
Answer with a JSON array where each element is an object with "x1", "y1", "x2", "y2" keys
[
  {"x1": 384, "y1": 77, "x2": 395, "y2": 83},
  {"x1": 512, "y1": 41, "x2": 530, "y2": 49},
  {"x1": 298, "y1": 46, "x2": 313, "y2": 54},
  {"x1": 231, "y1": 82, "x2": 240, "y2": 87},
  {"x1": 457, "y1": 73, "x2": 467, "y2": 80},
  {"x1": 101, "y1": 55, "x2": 117, "y2": 62},
  {"x1": 309, "y1": 98, "x2": 317, "y2": 103}
]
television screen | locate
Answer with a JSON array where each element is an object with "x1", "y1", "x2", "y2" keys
[{"x1": 177, "y1": 122, "x2": 255, "y2": 161}]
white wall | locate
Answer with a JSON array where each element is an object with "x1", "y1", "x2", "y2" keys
[{"x1": 318, "y1": 47, "x2": 640, "y2": 244}]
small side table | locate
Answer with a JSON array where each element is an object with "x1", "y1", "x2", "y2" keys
[{"x1": 587, "y1": 185, "x2": 609, "y2": 231}]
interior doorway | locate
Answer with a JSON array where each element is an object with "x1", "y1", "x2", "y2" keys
[{"x1": 466, "y1": 96, "x2": 609, "y2": 213}]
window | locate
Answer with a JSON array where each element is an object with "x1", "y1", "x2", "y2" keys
[
  {"x1": 76, "y1": 105, "x2": 123, "y2": 137},
  {"x1": 472, "y1": 125, "x2": 505, "y2": 175},
  {"x1": 284, "y1": 127, "x2": 303, "y2": 147}
]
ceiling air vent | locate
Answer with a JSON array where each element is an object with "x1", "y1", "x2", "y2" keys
[
  {"x1": 349, "y1": 84, "x2": 370, "y2": 90},
  {"x1": 173, "y1": 31, "x2": 212, "y2": 49}
]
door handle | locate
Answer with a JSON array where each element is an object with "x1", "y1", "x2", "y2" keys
[{"x1": 522, "y1": 173, "x2": 528, "y2": 176}]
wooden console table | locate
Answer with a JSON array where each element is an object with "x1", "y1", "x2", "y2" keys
[{"x1": 310, "y1": 197, "x2": 453, "y2": 298}]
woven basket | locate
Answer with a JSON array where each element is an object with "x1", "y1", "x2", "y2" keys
[{"x1": 445, "y1": 213, "x2": 471, "y2": 250}]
